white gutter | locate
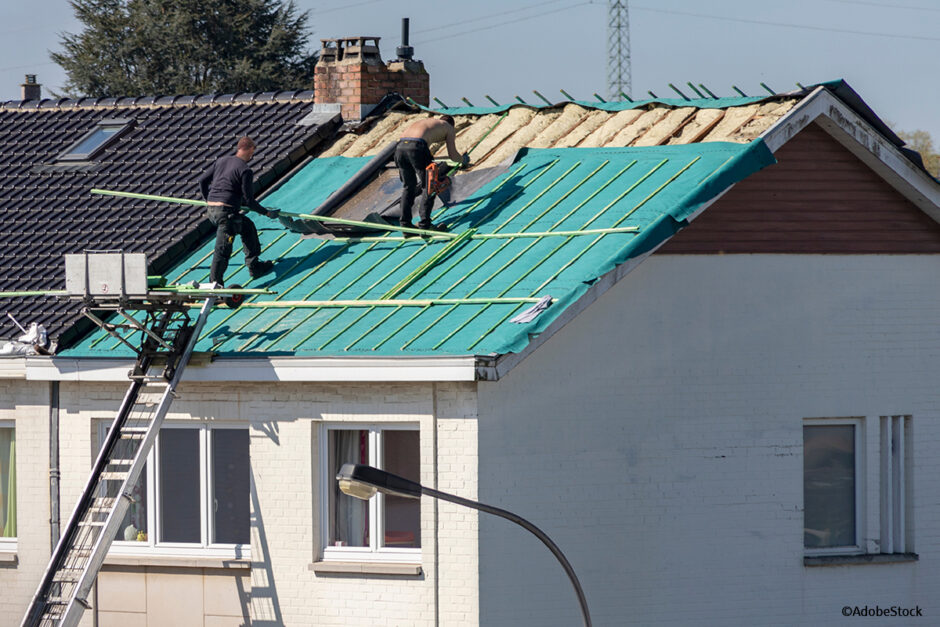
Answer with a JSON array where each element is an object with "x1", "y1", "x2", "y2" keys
[
  {"x1": 25, "y1": 355, "x2": 478, "y2": 382},
  {"x1": 760, "y1": 85, "x2": 940, "y2": 225}
]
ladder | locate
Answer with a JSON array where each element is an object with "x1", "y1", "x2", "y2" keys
[{"x1": 21, "y1": 295, "x2": 217, "y2": 627}]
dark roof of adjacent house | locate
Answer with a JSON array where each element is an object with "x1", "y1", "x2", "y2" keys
[{"x1": 0, "y1": 91, "x2": 339, "y2": 342}]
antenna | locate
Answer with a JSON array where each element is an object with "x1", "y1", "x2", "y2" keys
[{"x1": 607, "y1": 0, "x2": 631, "y2": 100}]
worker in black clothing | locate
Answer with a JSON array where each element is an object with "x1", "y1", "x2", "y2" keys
[
  {"x1": 199, "y1": 136, "x2": 278, "y2": 285},
  {"x1": 394, "y1": 114, "x2": 469, "y2": 234}
]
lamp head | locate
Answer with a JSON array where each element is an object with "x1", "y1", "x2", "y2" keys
[{"x1": 336, "y1": 463, "x2": 422, "y2": 500}]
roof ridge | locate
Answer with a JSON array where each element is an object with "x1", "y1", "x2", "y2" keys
[{"x1": 0, "y1": 89, "x2": 317, "y2": 112}]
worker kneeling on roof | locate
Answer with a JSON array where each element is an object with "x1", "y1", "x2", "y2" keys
[
  {"x1": 395, "y1": 114, "x2": 469, "y2": 234},
  {"x1": 199, "y1": 136, "x2": 279, "y2": 286}
]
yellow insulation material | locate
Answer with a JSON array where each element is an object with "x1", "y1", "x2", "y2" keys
[
  {"x1": 578, "y1": 108, "x2": 644, "y2": 148},
  {"x1": 607, "y1": 108, "x2": 670, "y2": 147},
  {"x1": 668, "y1": 109, "x2": 725, "y2": 145},
  {"x1": 552, "y1": 109, "x2": 611, "y2": 148},
  {"x1": 469, "y1": 107, "x2": 537, "y2": 163},
  {"x1": 633, "y1": 107, "x2": 697, "y2": 147},
  {"x1": 477, "y1": 109, "x2": 563, "y2": 167},
  {"x1": 528, "y1": 104, "x2": 592, "y2": 149}
]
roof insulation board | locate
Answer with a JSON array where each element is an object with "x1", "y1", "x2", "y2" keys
[{"x1": 63, "y1": 139, "x2": 776, "y2": 358}]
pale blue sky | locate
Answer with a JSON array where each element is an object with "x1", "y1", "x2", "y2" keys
[{"x1": 1, "y1": 0, "x2": 937, "y2": 140}]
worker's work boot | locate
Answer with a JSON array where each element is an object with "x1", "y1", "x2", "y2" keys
[
  {"x1": 419, "y1": 222, "x2": 449, "y2": 235},
  {"x1": 249, "y1": 260, "x2": 275, "y2": 279}
]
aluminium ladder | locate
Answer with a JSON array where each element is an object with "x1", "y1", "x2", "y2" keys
[{"x1": 21, "y1": 292, "x2": 217, "y2": 627}]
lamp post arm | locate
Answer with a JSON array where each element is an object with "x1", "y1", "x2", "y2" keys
[{"x1": 421, "y1": 486, "x2": 592, "y2": 627}]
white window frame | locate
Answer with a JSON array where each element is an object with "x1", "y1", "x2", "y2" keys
[
  {"x1": 97, "y1": 420, "x2": 250, "y2": 558},
  {"x1": 880, "y1": 415, "x2": 912, "y2": 554},
  {"x1": 319, "y1": 423, "x2": 421, "y2": 563},
  {"x1": 803, "y1": 417, "x2": 865, "y2": 556},
  {"x1": 0, "y1": 420, "x2": 15, "y2": 551}
]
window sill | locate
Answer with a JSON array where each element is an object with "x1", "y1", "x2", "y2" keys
[
  {"x1": 804, "y1": 553, "x2": 919, "y2": 567},
  {"x1": 103, "y1": 555, "x2": 251, "y2": 570},
  {"x1": 309, "y1": 561, "x2": 423, "y2": 576},
  {"x1": 0, "y1": 551, "x2": 17, "y2": 566}
]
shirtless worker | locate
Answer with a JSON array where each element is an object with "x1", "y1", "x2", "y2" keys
[
  {"x1": 199, "y1": 136, "x2": 279, "y2": 286},
  {"x1": 394, "y1": 115, "x2": 469, "y2": 234}
]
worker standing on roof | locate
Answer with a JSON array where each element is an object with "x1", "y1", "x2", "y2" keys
[
  {"x1": 395, "y1": 114, "x2": 469, "y2": 234},
  {"x1": 199, "y1": 136, "x2": 279, "y2": 286}
]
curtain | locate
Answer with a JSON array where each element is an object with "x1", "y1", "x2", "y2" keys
[
  {"x1": 331, "y1": 430, "x2": 367, "y2": 547},
  {"x1": 0, "y1": 429, "x2": 14, "y2": 538}
]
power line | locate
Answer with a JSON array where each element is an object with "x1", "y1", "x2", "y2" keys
[
  {"x1": 633, "y1": 5, "x2": 940, "y2": 43},
  {"x1": 415, "y1": 2, "x2": 594, "y2": 45},
  {"x1": 824, "y1": 0, "x2": 940, "y2": 12},
  {"x1": 312, "y1": 0, "x2": 383, "y2": 16},
  {"x1": 413, "y1": 0, "x2": 572, "y2": 35}
]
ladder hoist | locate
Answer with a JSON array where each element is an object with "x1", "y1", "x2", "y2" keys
[{"x1": 21, "y1": 253, "x2": 244, "y2": 627}]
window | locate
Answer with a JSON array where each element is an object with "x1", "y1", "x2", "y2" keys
[
  {"x1": 0, "y1": 423, "x2": 14, "y2": 545},
  {"x1": 97, "y1": 422, "x2": 249, "y2": 555},
  {"x1": 804, "y1": 420, "x2": 862, "y2": 554},
  {"x1": 804, "y1": 416, "x2": 914, "y2": 558},
  {"x1": 321, "y1": 425, "x2": 420, "y2": 561},
  {"x1": 57, "y1": 118, "x2": 133, "y2": 162}
]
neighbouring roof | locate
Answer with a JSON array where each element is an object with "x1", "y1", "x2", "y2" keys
[
  {"x1": 64, "y1": 139, "x2": 775, "y2": 358},
  {"x1": 0, "y1": 91, "x2": 336, "y2": 342}
]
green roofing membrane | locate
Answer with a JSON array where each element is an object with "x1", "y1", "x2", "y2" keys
[{"x1": 63, "y1": 139, "x2": 776, "y2": 358}]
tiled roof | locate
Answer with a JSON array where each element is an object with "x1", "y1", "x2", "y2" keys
[
  {"x1": 64, "y1": 139, "x2": 776, "y2": 358},
  {"x1": 0, "y1": 91, "x2": 336, "y2": 342}
]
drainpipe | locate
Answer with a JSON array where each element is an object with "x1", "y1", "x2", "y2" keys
[{"x1": 49, "y1": 381, "x2": 60, "y2": 550}]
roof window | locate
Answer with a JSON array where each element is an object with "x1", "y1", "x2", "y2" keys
[{"x1": 57, "y1": 118, "x2": 134, "y2": 162}]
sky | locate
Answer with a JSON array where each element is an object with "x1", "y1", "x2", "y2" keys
[{"x1": 0, "y1": 0, "x2": 938, "y2": 141}]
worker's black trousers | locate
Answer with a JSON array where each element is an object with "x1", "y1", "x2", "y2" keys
[
  {"x1": 207, "y1": 206, "x2": 261, "y2": 284},
  {"x1": 394, "y1": 139, "x2": 435, "y2": 228}
]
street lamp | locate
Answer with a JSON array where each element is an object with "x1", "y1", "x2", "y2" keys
[{"x1": 336, "y1": 463, "x2": 592, "y2": 627}]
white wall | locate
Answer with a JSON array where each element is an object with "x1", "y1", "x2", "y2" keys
[
  {"x1": 0, "y1": 378, "x2": 50, "y2": 625},
  {"x1": 477, "y1": 255, "x2": 940, "y2": 626}
]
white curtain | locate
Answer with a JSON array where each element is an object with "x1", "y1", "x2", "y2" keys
[{"x1": 331, "y1": 430, "x2": 367, "y2": 546}]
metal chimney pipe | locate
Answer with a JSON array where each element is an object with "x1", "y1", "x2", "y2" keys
[{"x1": 396, "y1": 17, "x2": 414, "y2": 60}]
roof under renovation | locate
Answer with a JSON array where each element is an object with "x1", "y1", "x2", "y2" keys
[
  {"x1": 57, "y1": 80, "x2": 937, "y2": 360},
  {"x1": 64, "y1": 138, "x2": 775, "y2": 358}
]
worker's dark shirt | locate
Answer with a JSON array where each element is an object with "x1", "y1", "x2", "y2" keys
[{"x1": 199, "y1": 155, "x2": 265, "y2": 213}]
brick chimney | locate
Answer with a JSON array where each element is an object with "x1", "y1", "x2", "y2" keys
[
  {"x1": 314, "y1": 32, "x2": 429, "y2": 121},
  {"x1": 21, "y1": 74, "x2": 41, "y2": 100}
]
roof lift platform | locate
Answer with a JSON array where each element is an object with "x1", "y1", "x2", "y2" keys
[{"x1": 22, "y1": 252, "x2": 231, "y2": 627}]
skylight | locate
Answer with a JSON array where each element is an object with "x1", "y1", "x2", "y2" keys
[{"x1": 57, "y1": 118, "x2": 133, "y2": 162}]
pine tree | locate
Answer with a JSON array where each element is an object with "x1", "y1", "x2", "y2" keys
[{"x1": 51, "y1": 0, "x2": 317, "y2": 97}]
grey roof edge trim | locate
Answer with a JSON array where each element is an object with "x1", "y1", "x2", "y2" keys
[
  {"x1": 761, "y1": 86, "x2": 940, "y2": 226},
  {"x1": 475, "y1": 187, "x2": 738, "y2": 382},
  {"x1": 0, "y1": 90, "x2": 318, "y2": 112}
]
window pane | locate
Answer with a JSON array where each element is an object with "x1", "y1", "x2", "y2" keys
[
  {"x1": 0, "y1": 427, "x2": 15, "y2": 538},
  {"x1": 383, "y1": 430, "x2": 420, "y2": 548},
  {"x1": 804, "y1": 425, "x2": 856, "y2": 548},
  {"x1": 212, "y1": 429, "x2": 249, "y2": 544},
  {"x1": 67, "y1": 126, "x2": 120, "y2": 157},
  {"x1": 99, "y1": 422, "x2": 148, "y2": 541},
  {"x1": 159, "y1": 429, "x2": 200, "y2": 543},
  {"x1": 329, "y1": 430, "x2": 369, "y2": 547}
]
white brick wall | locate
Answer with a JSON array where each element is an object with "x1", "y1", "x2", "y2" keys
[
  {"x1": 477, "y1": 254, "x2": 940, "y2": 626},
  {"x1": 4, "y1": 378, "x2": 480, "y2": 626},
  {"x1": 0, "y1": 379, "x2": 50, "y2": 625}
]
